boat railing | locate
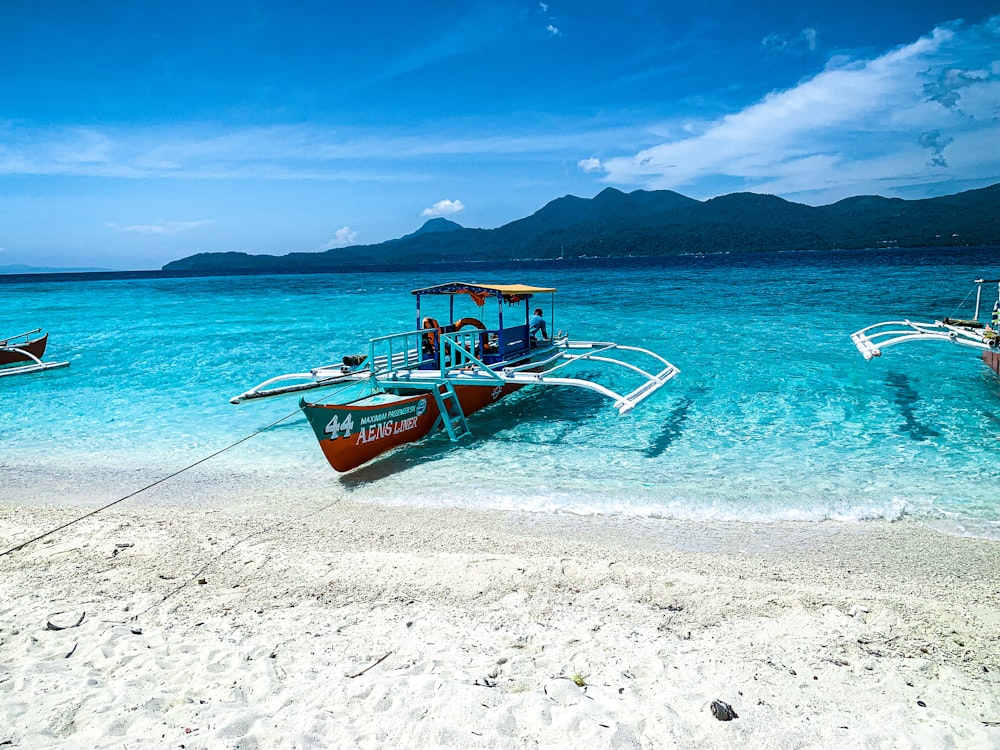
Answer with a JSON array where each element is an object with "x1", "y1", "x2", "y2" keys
[
  {"x1": 231, "y1": 327, "x2": 448, "y2": 403},
  {"x1": 439, "y1": 330, "x2": 504, "y2": 381},
  {"x1": 0, "y1": 328, "x2": 42, "y2": 347},
  {"x1": 369, "y1": 329, "x2": 428, "y2": 372}
]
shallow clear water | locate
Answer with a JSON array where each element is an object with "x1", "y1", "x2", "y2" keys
[{"x1": 4, "y1": 247, "x2": 1000, "y2": 537}]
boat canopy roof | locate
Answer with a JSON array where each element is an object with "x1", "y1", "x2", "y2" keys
[{"x1": 411, "y1": 282, "x2": 556, "y2": 299}]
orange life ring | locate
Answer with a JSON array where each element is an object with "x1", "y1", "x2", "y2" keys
[{"x1": 454, "y1": 317, "x2": 486, "y2": 330}]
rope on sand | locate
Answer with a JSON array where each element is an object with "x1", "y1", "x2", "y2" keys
[
  {"x1": 0, "y1": 407, "x2": 303, "y2": 559},
  {"x1": 128, "y1": 492, "x2": 344, "y2": 621}
]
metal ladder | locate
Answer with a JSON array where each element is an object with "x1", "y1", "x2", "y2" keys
[{"x1": 432, "y1": 381, "x2": 470, "y2": 441}]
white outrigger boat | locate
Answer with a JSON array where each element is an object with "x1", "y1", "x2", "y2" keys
[
  {"x1": 851, "y1": 278, "x2": 1000, "y2": 376},
  {"x1": 0, "y1": 328, "x2": 70, "y2": 378},
  {"x1": 232, "y1": 282, "x2": 679, "y2": 472}
]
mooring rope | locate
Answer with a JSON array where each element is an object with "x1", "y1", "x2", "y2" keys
[
  {"x1": 128, "y1": 494, "x2": 343, "y2": 620},
  {"x1": 0, "y1": 406, "x2": 303, "y2": 558}
]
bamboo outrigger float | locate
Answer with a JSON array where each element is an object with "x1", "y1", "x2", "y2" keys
[
  {"x1": 232, "y1": 282, "x2": 680, "y2": 472},
  {"x1": 851, "y1": 278, "x2": 1000, "y2": 376},
  {"x1": 0, "y1": 328, "x2": 70, "y2": 378}
]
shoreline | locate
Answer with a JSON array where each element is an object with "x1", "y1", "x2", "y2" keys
[
  {"x1": 5, "y1": 459, "x2": 999, "y2": 543},
  {"x1": 1, "y1": 500, "x2": 998, "y2": 748}
]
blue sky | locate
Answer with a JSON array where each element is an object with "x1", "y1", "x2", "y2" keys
[{"x1": 1, "y1": 1, "x2": 998, "y2": 270}]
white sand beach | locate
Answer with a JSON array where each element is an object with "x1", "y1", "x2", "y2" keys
[{"x1": 1, "y1": 478, "x2": 999, "y2": 749}]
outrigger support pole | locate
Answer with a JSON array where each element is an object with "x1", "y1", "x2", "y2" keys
[{"x1": 0, "y1": 348, "x2": 70, "y2": 378}]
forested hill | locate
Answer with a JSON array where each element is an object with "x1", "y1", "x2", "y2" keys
[{"x1": 162, "y1": 183, "x2": 1000, "y2": 271}]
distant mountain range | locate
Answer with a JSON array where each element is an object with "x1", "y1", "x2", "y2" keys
[{"x1": 163, "y1": 183, "x2": 1000, "y2": 272}]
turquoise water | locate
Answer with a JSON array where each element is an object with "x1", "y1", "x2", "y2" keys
[{"x1": 4, "y1": 248, "x2": 1000, "y2": 538}]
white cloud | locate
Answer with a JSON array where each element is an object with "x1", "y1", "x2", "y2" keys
[
  {"x1": 802, "y1": 27, "x2": 818, "y2": 52},
  {"x1": 328, "y1": 226, "x2": 358, "y2": 247},
  {"x1": 763, "y1": 27, "x2": 819, "y2": 54},
  {"x1": 602, "y1": 15, "x2": 1000, "y2": 202},
  {"x1": 578, "y1": 157, "x2": 603, "y2": 173},
  {"x1": 108, "y1": 220, "x2": 212, "y2": 235},
  {"x1": 421, "y1": 199, "x2": 466, "y2": 217},
  {"x1": 539, "y1": 2, "x2": 559, "y2": 36},
  {"x1": 0, "y1": 123, "x2": 625, "y2": 182}
]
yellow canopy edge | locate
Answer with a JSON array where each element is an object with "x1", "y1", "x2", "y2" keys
[{"x1": 411, "y1": 282, "x2": 557, "y2": 296}]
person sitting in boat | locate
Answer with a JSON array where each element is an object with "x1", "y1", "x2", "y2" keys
[{"x1": 529, "y1": 307, "x2": 548, "y2": 344}]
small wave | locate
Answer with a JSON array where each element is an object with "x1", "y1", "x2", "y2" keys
[{"x1": 360, "y1": 486, "x2": 913, "y2": 525}]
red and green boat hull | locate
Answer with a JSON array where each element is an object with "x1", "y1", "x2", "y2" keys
[{"x1": 300, "y1": 381, "x2": 523, "y2": 472}]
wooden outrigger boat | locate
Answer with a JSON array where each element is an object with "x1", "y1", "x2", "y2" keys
[
  {"x1": 232, "y1": 282, "x2": 680, "y2": 472},
  {"x1": 0, "y1": 328, "x2": 70, "y2": 378},
  {"x1": 851, "y1": 278, "x2": 1000, "y2": 376}
]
